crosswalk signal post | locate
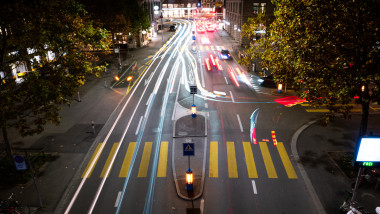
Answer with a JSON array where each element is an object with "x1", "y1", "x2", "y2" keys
[{"x1": 186, "y1": 168, "x2": 193, "y2": 190}]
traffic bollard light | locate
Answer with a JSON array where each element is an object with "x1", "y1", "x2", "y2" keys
[
  {"x1": 191, "y1": 104, "x2": 197, "y2": 118},
  {"x1": 186, "y1": 168, "x2": 193, "y2": 190}
]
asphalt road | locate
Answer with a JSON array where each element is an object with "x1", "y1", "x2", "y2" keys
[{"x1": 63, "y1": 20, "x2": 321, "y2": 214}]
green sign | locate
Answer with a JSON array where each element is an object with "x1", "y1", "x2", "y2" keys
[{"x1": 363, "y1": 162, "x2": 373, "y2": 166}]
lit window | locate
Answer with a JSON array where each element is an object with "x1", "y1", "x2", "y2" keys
[
  {"x1": 260, "y1": 3, "x2": 266, "y2": 13},
  {"x1": 253, "y1": 3, "x2": 259, "y2": 14}
]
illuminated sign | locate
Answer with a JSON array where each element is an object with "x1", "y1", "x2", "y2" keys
[{"x1": 356, "y1": 137, "x2": 380, "y2": 162}]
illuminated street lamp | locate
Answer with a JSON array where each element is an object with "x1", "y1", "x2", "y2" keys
[
  {"x1": 191, "y1": 104, "x2": 197, "y2": 118},
  {"x1": 186, "y1": 168, "x2": 193, "y2": 190}
]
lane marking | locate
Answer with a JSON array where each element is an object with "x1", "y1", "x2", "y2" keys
[
  {"x1": 259, "y1": 142, "x2": 278, "y2": 178},
  {"x1": 209, "y1": 141, "x2": 218, "y2": 178},
  {"x1": 135, "y1": 116, "x2": 144, "y2": 135},
  {"x1": 200, "y1": 198, "x2": 205, "y2": 214},
  {"x1": 114, "y1": 191, "x2": 122, "y2": 207},
  {"x1": 251, "y1": 180, "x2": 257, "y2": 194},
  {"x1": 100, "y1": 143, "x2": 120, "y2": 178},
  {"x1": 119, "y1": 142, "x2": 137, "y2": 177},
  {"x1": 243, "y1": 142, "x2": 258, "y2": 178},
  {"x1": 237, "y1": 114, "x2": 243, "y2": 132},
  {"x1": 82, "y1": 143, "x2": 103, "y2": 178},
  {"x1": 213, "y1": 91, "x2": 226, "y2": 95},
  {"x1": 226, "y1": 141, "x2": 238, "y2": 178},
  {"x1": 157, "y1": 141, "x2": 169, "y2": 177},
  {"x1": 138, "y1": 142, "x2": 153, "y2": 177},
  {"x1": 205, "y1": 103, "x2": 208, "y2": 108},
  {"x1": 277, "y1": 142, "x2": 297, "y2": 179},
  {"x1": 224, "y1": 76, "x2": 229, "y2": 85},
  {"x1": 229, "y1": 91, "x2": 235, "y2": 103}
]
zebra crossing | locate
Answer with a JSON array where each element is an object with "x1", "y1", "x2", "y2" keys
[
  {"x1": 82, "y1": 140, "x2": 297, "y2": 180},
  {"x1": 198, "y1": 45, "x2": 225, "y2": 52}
]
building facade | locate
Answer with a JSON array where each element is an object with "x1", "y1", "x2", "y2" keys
[{"x1": 224, "y1": 0, "x2": 274, "y2": 47}]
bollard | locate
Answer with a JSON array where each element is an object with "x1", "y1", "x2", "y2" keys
[{"x1": 91, "y1": 121, "x2": 95, "y2": 134}]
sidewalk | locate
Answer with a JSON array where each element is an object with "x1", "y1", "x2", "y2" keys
[
  {"x1": 0, "y1": 28, "x2": 173, "y2": 213},
  {"x1": 296, "y1": 114, "x2": 380, "y2": 213}
]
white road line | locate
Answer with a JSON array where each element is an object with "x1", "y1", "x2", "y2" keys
[
  {"x1": 205, "y1": 103, "x2": 208, "y2": 108},
  {"x1": 213, "y1": 91, "x2": 226, "y2": 96},
  {"x1": 224, "y1": 76, "x2": 229, "y2": 85},
  {"x1": 206, "y1": 112, "x2": 209, "y2": 118},
  {"x1": 114, "y1": 191, "x2": 122, "y2": 207},
  {"x1": 200, "y1": 198, "x2": 205, "y2": 214},
  {"x1": 237, "y1": 114, "x2": 243, "y2": 132},
  {"x1": 252, "y1": 180, "x2": 257, "y2": 195},
  {"x1": 135, "y1": 116, "x2": 144, "y2": 135},
  {"x1": 229, "y1": 91, "x2": 235, "y2": 103},
  {"x1": 146, "y1": 93, "x2": 153, "y2": 106}
]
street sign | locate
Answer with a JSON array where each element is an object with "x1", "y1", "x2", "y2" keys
[
  {"x1": 13, "y1": 155, "x2": 27, "y2": 170},
  {"x1": 190, "y1": 86, "x2": 197, "y2": 94},
  {"x1": 114, "y1": 48, "x2": 119, "y2": 53},
  {"x1": 192, "y1": 35, "x2": 196, "y2": 40},
  {"x1": 183, "y1": 143, "x2": 194, "y2": 156}
]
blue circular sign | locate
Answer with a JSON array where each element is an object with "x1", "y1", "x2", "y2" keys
[{"x1": 14, "y1": 155, "x2": 24, "y2": 163}]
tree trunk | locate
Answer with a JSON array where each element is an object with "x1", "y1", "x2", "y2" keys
[
  {"x1": 2, "y1": 127, "x2": 14, "y2": 166},
  {"x1": 359, "y1": 100, "x2": 369, "y2": 137}
]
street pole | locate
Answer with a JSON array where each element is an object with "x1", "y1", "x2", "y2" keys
[{"x1": 161, "y1": 14, "x2": 163, "y2": 42}]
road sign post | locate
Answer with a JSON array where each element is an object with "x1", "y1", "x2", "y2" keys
[{"x1": 183, "y1": 142, "x2": 195, "y2": 191}]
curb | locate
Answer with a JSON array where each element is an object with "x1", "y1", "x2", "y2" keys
[{"x1": 290, "y1": 119, "x2": 326, "y2": 214}]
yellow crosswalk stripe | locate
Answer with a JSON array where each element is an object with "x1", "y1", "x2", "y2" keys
[
  {"x1": 221, "y1": 46, "x2": 225, "y2": 50},
  {"x1": 211, "y1": 46, "x2": 214, "y2": 50},
  {"x1": 209, "y1": 141, "x2": 218, "y2": 178},
  {"x1": 216, "y1": 46, "x2": 221, "y2": 50},
  {"x1": 199, "y1": 46, "x2": 203, "y2": 51},
  {"x1": 259, "y1": 142, "x2": 278, "y2": 178},
  {"x1": 157, "y1": 141, "x2": 168, "y2": 177},
  {"x1": 138, "y1": 142, "x2": 152, "y2": 177},
  {"x1": 82, "y1": 143, "x2": 103, "y2": 178},
  {"x1": 205, "y1": 46, "x2": 209, "y2": 51},
  {"x1": 243, "y1": 142, "x2": 258, "y2": 178},
  {"x1": 119, "y1": 142, "x2": 136, "y2": 177},
  {"x1": 277, "y1": 142, "x2": 297, "y2": 179},
  {"x1": 100, "y1": 143, "x2": 120, "y2": 178},
  {"x1": 226, "y1": 141, "x2": 238, "y2": 178}
]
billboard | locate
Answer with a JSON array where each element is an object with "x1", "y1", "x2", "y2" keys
[{"x1": 356, "y1": 137, "x2": 380, "y2": 162}]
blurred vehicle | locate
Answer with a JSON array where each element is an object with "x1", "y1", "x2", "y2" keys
[
  {"x1": 201, "y1": 37, "x2": 210, "y2": 44},
  {"x1": 258, "y1": 75, "x2": 276, "y2": 88},
  {"x1": 170, "y1": 25, "x2": 177, "y2": 31},
  {"x1": 219, "y1": 49, "x2": 231, "y2": 60},
  {"x1": 197, "y1": 26, "x2": 205, "y2": 33}
]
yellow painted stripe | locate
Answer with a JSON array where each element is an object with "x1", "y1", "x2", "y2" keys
[
  {"x1": 259, "y1": 142, "x2": 278, "y2": 178},
  {"x1": 199, "y1": 46, "x2": 203, "y2": 51},
  {"x1": 277, "y1": 142, "x2": 297, "y2": 179},
  {"x1": 138, "y1": 142, "x2": 153, "y2": 177},
  {"x1": 119, "y1": 142, "x2": 136, "y2": 177},
  {"x1": 100, "y1": 143, "x2": 120, "y2": 178},
  {"x1": 226, "y1": 141, "x2": 238, "y2": 178},
  {"x1": 205, "y1": 46, "x2": 209, "y2": 51},
  {"x1": 209, "y1": 141, "x2": 218, "y2": 178},
  {"x1": 82, "y1": 143, "x2": 103, "y2": 178},
  {"x1": 243, "y1": 142, "x2": 258, "y2": 178},
  {"x1": 221, "y1": 46, "x2": 225, "y2": 49},
  {"x1": 157, "y1": 141, "x2": 168, "y2": 177},
  {"x1": 211, "y1": 46, "x2": 214, "y2": 50},
  {"x1": 305, "y1": 109, "x2": 329, "y2": 112}
]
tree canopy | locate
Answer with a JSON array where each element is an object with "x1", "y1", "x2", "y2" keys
[
  {"x1": 0, "y1": 0, "x2": 111, "y2": 160},
  {"x1": 241, "y1": 0, "x2": 380, "y2": 128}
]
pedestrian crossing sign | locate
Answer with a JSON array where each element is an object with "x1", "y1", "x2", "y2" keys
[{"x1": 183, "y1": 143, "x2": 194, "y2": 156}]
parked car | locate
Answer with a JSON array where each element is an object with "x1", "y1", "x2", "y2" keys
[
  {"x1": 258, "y1": 75, "x2": 276, "y2": 88},
  {"x1": 169, "y1": 25, "x2": 177, "y2": 31}
]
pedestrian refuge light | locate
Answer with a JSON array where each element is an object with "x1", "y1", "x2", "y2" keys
[
  {"x1": 114, "y1": 76, "x2": 120, "y2": 81},
  {"x1": 278, "y1": 83, "x2": 283, "y2": 93},
  {"x1": 361, "y1": 85, "x2": 365, "y2": 92},
  {"x1": 186, "y1": 168, "x2": 193, "y2": 190},
  {"x1": 191, "y1": 104, "x2": 197, "y2": 118},
  {"x1": 126, "y1": 76, "x2": 133, "y2": 82}
]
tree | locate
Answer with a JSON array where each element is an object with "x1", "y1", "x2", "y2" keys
[
  {"x1": 241, "y1": 0, "x2": 380, "y2": 132},
  {"x1": 0, "y1": 0, "x2": 111, "y2": 163}
]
